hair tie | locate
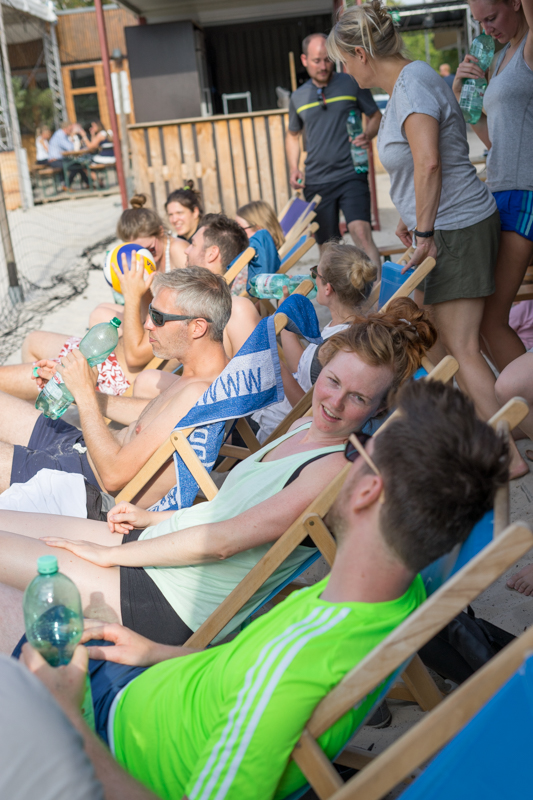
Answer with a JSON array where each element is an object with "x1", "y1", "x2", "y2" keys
[
  {"x1": 387, "y1": 7, "x2": 401, "y2": 25},
  {"x1": 183, "y1": 185, "x2": 190, "y2": 190}
]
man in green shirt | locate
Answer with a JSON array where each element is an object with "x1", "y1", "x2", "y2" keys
[{"x1": 17, "y1": 380, "x2": 507, "y2": 800}]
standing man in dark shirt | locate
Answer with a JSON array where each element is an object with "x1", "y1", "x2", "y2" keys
[{"x1": 287, "y1": 32, "x2": 382, "y2": 265}]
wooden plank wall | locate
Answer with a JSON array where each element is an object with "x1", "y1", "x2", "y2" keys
[{"x1": 128, "y1": 110, "x2": 291, "y2": 219}]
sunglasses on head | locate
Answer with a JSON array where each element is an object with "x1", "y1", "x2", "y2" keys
[
  {"x1": 317, "y1": 87, "x2": 327, "y2": 110},
  {"x1": 148, "y1": 304, "x2": 213, "y2": 327},
  {"x1": 344, "y1": 432, "x2": 375, "y2": 468}
]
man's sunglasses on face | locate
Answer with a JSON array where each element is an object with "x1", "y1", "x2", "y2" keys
[
  {"x1": 317, "y1": 87, "x2": 327, "y2": 110},
  {"x1": 148, "y1": 304, "x2": 213, "y2": 327}
]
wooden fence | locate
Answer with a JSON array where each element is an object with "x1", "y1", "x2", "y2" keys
[{"x1": 128, "y1": 109, "x2": 291, "y2": 220}]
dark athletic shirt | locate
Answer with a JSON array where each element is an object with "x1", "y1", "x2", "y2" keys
[{"x1": 289, "y1": 72, "x2": 379, "y2": 187}]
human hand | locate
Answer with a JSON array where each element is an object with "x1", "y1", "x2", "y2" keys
[
  {"x1": 20, "y1": 642, "x2": 88, "y2": 713},
  {"x1": 113, "y1": 252, "x2": 154, "y2": 303},
  {"x1": 404, "y1": 237, "x2": 438, "y2": 271},
  {"x1": 56, "y1": 348, "x2": 98, "y2": 400},
  {"x1": 395, "y1": 219, "x2": 413, "y2": 249},
  {"x1": 31, "y1": 359, "x2": 59, "y2": 389},
  {"x1": 289, "y1": 169, "x2": 305, "y2": 190},
  {"x1": 453, "y1": 54, "x2": 485, "y2": 97},
  {"x1": 40, "y1": 535, "x2": 119, "y2": 567},
  {"x1": 352, "y1": 132, "x2": 371, "y2": 150},
  {"x1": 107, "y1": 502, "x2": 155, "y2": 533},
  {"x1": 81, "y1": 620, "x2": 159, "y2": 666}
]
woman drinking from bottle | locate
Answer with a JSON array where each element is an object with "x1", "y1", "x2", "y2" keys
[
  {"x1": 454, "y1": 0, "x2": 533, "y2": 371},
  {"x1": 327, "y1": 0, "x2": 527, "y2": 478}
]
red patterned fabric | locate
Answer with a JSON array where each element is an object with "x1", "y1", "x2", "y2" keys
[{"x1": 55, "y1": 337, "x2": 131, "y2": 396}]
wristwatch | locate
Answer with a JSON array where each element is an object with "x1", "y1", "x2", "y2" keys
[{"x1": 413, "y1": 229, "x2": 434, "y2": 239}]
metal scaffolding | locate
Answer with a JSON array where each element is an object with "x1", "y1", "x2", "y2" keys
[
  {"x1": 0, "y1": 52, "x2": 12, "y2": 151},
  {"x1": 42, "y1": 22, "x2": 66, "y2": 128}
]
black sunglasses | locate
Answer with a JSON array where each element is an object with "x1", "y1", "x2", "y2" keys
[
  {"x1": 309, "y1": 265, "x2": 322, "y2": 281},
  {"x1": 148, "y1": 304, "x2": 213, "y2": 327},
  {"x1": 317, "y1": 87, "x2": 327, "y2": 110},
  {"x1": 344, "y1": 432, "x2": 372, "y2": 464}
]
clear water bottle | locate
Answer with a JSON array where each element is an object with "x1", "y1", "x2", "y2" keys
[
  {"x1": 23, "y1": 555, "x2": 95, "y2": 729},
  {"x1": 249, "y1": 274, "x2": 317, "y2": 299},
  {"x1": 459, "y1": 33, "x2": 495, "y2": 124},
  {"x1": 346, "y1": 110, "x2": 369, "y2": 174},
  {"x1": 35, "y1": 317, "x2": 121, "y2": 420}
]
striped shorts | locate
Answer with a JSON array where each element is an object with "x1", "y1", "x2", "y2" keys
[{"x1": 494, "y1": 190, "x2": 533, "y2": 242}]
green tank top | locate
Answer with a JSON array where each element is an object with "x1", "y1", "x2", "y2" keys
[{"x1": 139, "y1": 422, "x2": 345, "y2": 641}]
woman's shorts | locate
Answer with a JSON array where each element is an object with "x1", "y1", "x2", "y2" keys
[
  {"x1": 493, "y1": 190, "x2": 533, "y2": 242},
  {"x1": 120, "y1": 529, "x2": 194, "y2": 646},
  {"x1": 423, "y1": 210, "x2": 500, "y2": 306}
]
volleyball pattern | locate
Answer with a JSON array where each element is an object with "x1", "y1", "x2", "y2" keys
[{"x1": 104, "y1": 243, "x2": 156, "y2": 293}]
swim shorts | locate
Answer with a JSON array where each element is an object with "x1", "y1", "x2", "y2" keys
[
  {"x1": 56, "y1": 336, "x2": 130, "y2": 396},
  {"x1": 493, "y1": 190, "x2": 533, "y2": 242},
  {"x1": 11, "y1": 414, "x2": 99, "y2": 488}
]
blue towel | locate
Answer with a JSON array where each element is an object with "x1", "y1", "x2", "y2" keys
[
  {"x1": 149, "y1": 298, "x2": 323, "y2": 512},
  {"x1": 246, "y1": 229, "x2": 281, "y2": 292}
]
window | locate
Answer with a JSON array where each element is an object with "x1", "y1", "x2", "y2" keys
[
  {"x1": 73, "y1": 93, "x2": 100, "y2": 127},
  {"x1": 70, "y1": 68, "x2": 96, "y2": 89}
]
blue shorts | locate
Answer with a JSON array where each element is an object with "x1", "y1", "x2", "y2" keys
[
  {"x1": 12, "y1": 636, "x2": 146, "y2": 745},
  {"x1": 493, "y1": 190, "x2": 533, "y2": 241},
  {"x1": 11, "y1": 414, "x2": 99, "y2": 488}
]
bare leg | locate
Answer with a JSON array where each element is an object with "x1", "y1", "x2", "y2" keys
[
  {"x1": 21, "y1": 330, "x2": 72, "y2": 363},
  {"x1": 0, "y1": 512, "x2": 122, "y2": 622},
  {"x1": 347, "y1": 220, "x2": 381, "y2": 268},
  {"x1": 0, "y1": 392, "x2": 41, "y2": 446},
  {"x1": 480, "y1": 231, "x2": 533, "y2": 371},
  {"x1": 88, "y1": 303, "x2": 124, "y2": 331},
  {"x1": 0, "y1": 583, "x2": 26, "y2": 654},
  {"x1": 431, "y1": 297, "x2": 528, "y2": 479},
  {"x1": 0, "y1": 363, "x2": 39, "y2": 401},
  {"x1": 495, "y1": 352, "x2": 533, "y2": 441},
  {"x1": 133, "y1": 369, "x2": 179, "y2": 399}
]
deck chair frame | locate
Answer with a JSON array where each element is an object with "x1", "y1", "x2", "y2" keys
[
  {"x1": 278, "y1": 194, "x2": 321, "y2": 259},
  {"x1": 364, "y1": 249, "x2": 434, "y2": 313},
  {"x1": 183, "y1": 356, "x2": 459, "y2": 650}
]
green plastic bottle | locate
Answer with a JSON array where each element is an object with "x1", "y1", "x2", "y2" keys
[
  {"x1": 23, "y1": 555, "x2": 95, "y2": 730},
  {"x1": 346, "y1": 110, "x2": 368, "y2": 173},
  {"x1": 35, "y1": 317, "x2": 121, "y2": 419},
  {"x1": 459, "y1": 33, "x2": 495, "y2": 124},
  {"x1": 249, "y1": 274, "x2": 317, "y2": 300}
]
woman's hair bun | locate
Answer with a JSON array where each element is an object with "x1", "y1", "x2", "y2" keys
[
  {"x1": 130, "y1": 193, "x2": 147, "y2": 209},
  {"x1": 383, "y1": 297, "x2": 437, "y2": 352},
  {"x1": 184, "y1": 179, "x2": 195, "y2": 190},
  {"x1": 350, "y1": 258, "x2": 376, "y2": 291}
]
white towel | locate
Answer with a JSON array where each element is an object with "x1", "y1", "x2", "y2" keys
[{"x1": 0, "y1": 469, "x2": 87, "y2": 518}]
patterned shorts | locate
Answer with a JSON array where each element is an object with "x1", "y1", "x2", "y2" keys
[{"x1": 56, "y1": 336, "x2": 130, "y2": 396}]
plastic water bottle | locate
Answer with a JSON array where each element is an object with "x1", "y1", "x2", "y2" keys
[
  {"x1": 346, "y1": 110, "x2": 368, "y2": 174},
  {"x1": 23, "y1": 555, "x2": 95, "y2": 730},
  {"x1": 459, "y1": 33, "x2": 495, "y2": 124},
  {"x1": 249, "y1": 274, "x2": 317, "y2": 299},
  {"x1": 35, "y1": 317, "x2": 121, "y2": 420}
]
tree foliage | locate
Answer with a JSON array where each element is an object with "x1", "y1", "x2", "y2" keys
[{"x1": 12, "y1": 77, "x2": 55, "y2": 134}]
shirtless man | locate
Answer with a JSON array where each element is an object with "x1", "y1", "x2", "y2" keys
[
  {"x1": 133, "y1": 213, "x2": 261, "y2": 398},
  {"x1": 0, "y1": 215, "x2": 253, "y2": 402},
  {"x1": 0, "y1": 268, "x2": 231, "y2": 510}
]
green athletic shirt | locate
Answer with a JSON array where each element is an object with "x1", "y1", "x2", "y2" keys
[{"x1": 112, "y1": 574, "x2": 426, "y2": 800}]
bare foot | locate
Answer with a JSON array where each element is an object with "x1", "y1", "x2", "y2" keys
[
  {"x1": 509, "y1": 441, "x2": 529, "y2": 480},
  {"x1": 507, "y1": 564, "x2": 533, "y2": 595}
]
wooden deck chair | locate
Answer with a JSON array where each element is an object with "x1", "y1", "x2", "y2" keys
[
  {"x1": 278, "y1": 193, "x2": 321, "y2": 251},
  {"x1": 278, "y1": 223, "x2": 319, "y2": 275},
  {"x1": 363, "y1": 249, "x2": 435, "y2": 313},
  {"x1": 183, "y1": 356, "x2": 460, "y2": 650},
  {"x1": 375, "y1": 629, "x2": 533, "y2": 800},
  {"x1": 284, "y1": 521, "x2": 533, "y2": 800}
]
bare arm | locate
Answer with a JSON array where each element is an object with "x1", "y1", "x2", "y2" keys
[
  {"x1": 115, "y1": 254, "x2": 156, "y2": 369},
  {"x1": 452, "y1": 56, "x2": 491, "y2": 148},
  {"x1": 280, "y1": 360, "x2": 305, "y2": 406},
  {"x1": 42, "y1": 451, "x2": 347, "y2": 566},
  {"x1": 225, "y1": 296, "x2": 261, "y2": 357},
  {"x1": 403, "y1": 113, "x2": 441, "y2": 268},
  {"x1": 524, "y1": 0, "x2": 533, "y2": 69},
  {"x1": 353, "y1": 109, "x2": 382, "y2": 150},
  {"x1": 286, "y1": 129, "x2": 304, "y2": 189},
  {"x1": 280, "y1": 329, "x2": 306, "y2": 373}
]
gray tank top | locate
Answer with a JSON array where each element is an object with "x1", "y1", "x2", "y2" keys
[{"x1": 484, "y1": 36, "x2": 533, "y2": 192}]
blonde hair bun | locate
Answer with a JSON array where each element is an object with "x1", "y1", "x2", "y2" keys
[{"x1": 130, "y1": 193, "x2": 148, "y2": 209}]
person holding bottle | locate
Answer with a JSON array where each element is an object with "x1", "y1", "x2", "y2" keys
[
  {"x1": 286, "y1": 32, "x2": 382, "y2": 265},
  {"x1": 327, "y1": 0, "x2": 528, "y2": 479},
  {"x1": 453, "y1": 0, "x2": 533, "y2": 372}
]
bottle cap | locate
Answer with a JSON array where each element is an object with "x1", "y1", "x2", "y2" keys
[
  {"x1": 110, "y1": 317, "x2": 122, "y2": 328},
  {"x1": 37, "y1": 555, "x2": 58, "y2": 575}
]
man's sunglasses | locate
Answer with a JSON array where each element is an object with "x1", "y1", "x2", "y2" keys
[
  {"x1": 317, "y1": 87, "x2": 327, "y2": 110},
  {"x1": 344, "y1": 432, "x2": 378, "y2": 472},
  {"x1": 148, "y1": 304, "x2": 213, "y2": 327}
]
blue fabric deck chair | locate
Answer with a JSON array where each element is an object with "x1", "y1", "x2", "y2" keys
[
  {"x1": 332, "y1": 612, "x2": 533, "y2": 800},
  {"x1": 183, "y1": 355, "x2": 461, "y2": 651},
  {"x1": 279, "y1": 193, "x2": 321, "y2": 238},
  {"x1": 114, "y1": 299, "x2": 324, "y2": 512}
]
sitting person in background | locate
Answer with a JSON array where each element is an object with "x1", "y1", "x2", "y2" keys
[
  {"x1": 35, "y1": 125, "x2": 51, "y2": 165},
  {"x1": 234, "y1": 200, "x2": 285, "y2": 294},
  {"x1": 47, "y1": 121, "x2": 89, "y2": 190},
  {"x1": 4, "y1": 379, "x2": 508, "y2": 800},
  {"x1": 165, "y1": 181, "x2": 203, "y2": 270},
  {"x1": 0, "y1": 269, "x2": 232, "y2": 510},
  {"x1": 0, "y1": 197, "x2": 186, "y2": 400},
  {"x1": 0, "y1": 300, "x2": 435, "y2": 650},
  {"x1": 78, "y1": 120, "x2": 115, "y2": 188},
  {"x1": 253, "y1": 242, "x2": 376, "y2": 442},
  {"x1": 509, "y1": 300, "x2": 533, "y2": 351},
  {"x1": 133, "y1": 213, "x2": 260, "y2": 398}
]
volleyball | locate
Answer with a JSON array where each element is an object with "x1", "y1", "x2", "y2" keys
[{"x1": 104, "y1": 243, "x2": 156, "y2": 293}]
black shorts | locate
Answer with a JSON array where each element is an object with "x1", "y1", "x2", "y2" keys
[
  {"x1": 120, "y1": 529, "x2": 194, "y2": 646},
  {"x1": 11, "y1": 415, "x2": 99, "y2": 489},
  {"x1": 305, "y1": 174, "x2": 371, "y2": 244}
]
